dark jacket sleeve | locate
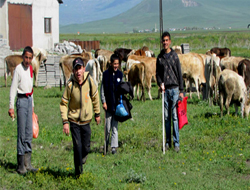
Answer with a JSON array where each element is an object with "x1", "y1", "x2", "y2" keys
[
  {"x1": 156, "y1": 56, "x2": 163, "y2": 87},
  {"x1": 176, "y1": 57, "x2": 184, "y2": 93}
]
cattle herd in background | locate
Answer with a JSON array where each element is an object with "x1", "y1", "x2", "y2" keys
[{"x1": 4, "y1": 44, "x2": 250, "y2": 118}]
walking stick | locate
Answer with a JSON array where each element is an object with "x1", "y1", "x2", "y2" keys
[
  {"x1": 104, "y1": 111, "x2": 107, "y2": 155},
  {"x1": 162, "y1": 84, "x2": 165, "y2": 154}
]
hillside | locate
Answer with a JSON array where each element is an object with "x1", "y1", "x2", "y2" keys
[
  {"x1": 59, "y1": 0, "x2": 143, "y2": 25},
  {"x1": 60, "y1": 0, "x2": 250, "y2": 33}
]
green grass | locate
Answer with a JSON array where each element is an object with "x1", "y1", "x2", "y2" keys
[{"x1": 0, "y1": 80, "x2": 250, "y2": 189}]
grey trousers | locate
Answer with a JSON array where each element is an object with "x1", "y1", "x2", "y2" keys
[
  {"x1": 105, "y1": 111, "x2": 118, "y2": 148},
  {"x1": 16, "y1": 96, "x2": 33, "y2": 155}
]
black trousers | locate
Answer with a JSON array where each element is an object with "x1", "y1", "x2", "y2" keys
[{"x1": 70, "y1": 122, "x2": 91, "y2": 176}]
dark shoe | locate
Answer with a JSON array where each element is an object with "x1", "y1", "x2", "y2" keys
[
  {"x1": 174, "y1": 146, "x2": 180, "y2": 153},
  {"x1": 24, "y1": 152, "x2": 38, "y2": 172},
  {"x1": 75, "y1": 165, "x2": 83, "y2": 178},
  {"x1": 17, "y1": 155, "x2": 27, "y2": 175},
  {"x1": 82, "y1": 155, "x2": 88, "y2": 164},
  {"x1": 111, "y1": 147, "x2": 117, "y2": 154}
]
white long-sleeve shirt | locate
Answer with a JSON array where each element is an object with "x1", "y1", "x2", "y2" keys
[{"x1": 9, "y1": 63, "x2": 34, "y2": 109}]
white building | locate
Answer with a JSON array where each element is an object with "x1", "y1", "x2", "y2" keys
[{"x1": 0, "y1": 0, "x2": 63, "y2": 51}]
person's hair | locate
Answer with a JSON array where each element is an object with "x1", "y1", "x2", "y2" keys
[
  {"x1": 161, "y1": 31, "x2": 171, "y2": 41},
  {"x1": 22, "y1": 46, "x2": 33, "y2": 56},
  {"x1": 110, "y1": 54, "x2": 120, "y2": 64}
]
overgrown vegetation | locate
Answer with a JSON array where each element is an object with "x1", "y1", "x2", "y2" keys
[
  {"x1": 60, "y1": 30, "x2": 250, "y2": 58},
  {"x1": 1, "y1": 31, "x2": 250, "y2": 189}
]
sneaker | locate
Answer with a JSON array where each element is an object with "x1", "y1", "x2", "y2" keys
[
  {"x1": 174, "y1": 146, "x2": 180, "y2": 153},
  {"x1": 111, "y1": 147, "x2": 117, "y2": 154}
]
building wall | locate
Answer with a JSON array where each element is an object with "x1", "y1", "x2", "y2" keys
[
  {"x1": 0, "y1": 0, "x2": 60, "y2": 50},
  {"x1": 32, "y1": 0, "x2": 60, "y2": 50},
  {"x1": 0, "y1": 0, "x2": 8, "y2": 40}
]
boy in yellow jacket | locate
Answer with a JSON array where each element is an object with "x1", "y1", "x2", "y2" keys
[{"x1": 60, "y1": 57, "x2": 100, "y2": 177}]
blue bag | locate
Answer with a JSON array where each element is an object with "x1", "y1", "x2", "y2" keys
[{"x1": 115, "y1": 95, "x2": 129, "y2": 117}]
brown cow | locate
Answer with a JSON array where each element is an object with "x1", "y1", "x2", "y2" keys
[
  {"x1": 59, "y1": 52, "x2": 92, "y2": 86},
  {"x1": 141, "y1": 46, "x2": 149, "y2": 52},
  {"x1": 210, "y1": 47, "x2": 231, "y2": 57},
  {"x1": 204, "y1": 54, "x2": 221, "y2": 105},
  {"x1": 127, "y1": 49, "x2": 146, "y2": 57},
  {"x1": 128, "y1": 62, "x2": 146, "y2": 101},
  {"x1": 237, "y1": 59, "x2": 250, "y2": 90},
  {"x1": 95, "y1": 49, "x2": 114, "y2": 70},
  {"x1": 97, "y1": 55, "x2": 109, "y2": 72},
  {"x1": 114, "y1": 48, "x2": 133, "y2": 63},
  {"x1": 4, "y1": 48, "x2": 47, "y2": 87},
  {"x1": 172, "y1": 46, "x2": 182, "y2": 54},
  {"x1": 127, "y1": 55, "x2": 157, "y2": 100},
  {"x1": 220, "y1": 56, "x2": 245, "y2": 72},
  {"x1": 178, "y1": 53, "x2": 206, "y2": 99},
  {"x1": 218, "y1": 69, "x2": 250, "y2": 118}
]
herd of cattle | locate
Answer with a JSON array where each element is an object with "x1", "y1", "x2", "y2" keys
[{"x1": 4, "y1": 46, "x2": 250, "y2": 118}]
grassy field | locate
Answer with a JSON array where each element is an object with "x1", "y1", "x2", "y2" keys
[
  {"x1": 0, "y1": 76, "x2": 250, "y2": 189},
  {"x1": 1, "y1": 31, "x2": 250, "y2": 189},
  {"x1": 60, "y1": 30, "x2": 250, "y2": 58}
]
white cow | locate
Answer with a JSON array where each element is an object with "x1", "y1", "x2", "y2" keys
[
  {"x1": 218, "y1": 69, "x2": 250, "y2": 118},
  {"x1": 85, "y1": 59, "x2": 102, "y2": 85}
]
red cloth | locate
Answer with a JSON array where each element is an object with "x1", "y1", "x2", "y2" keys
[
  {"x1": 26, "y1": 65, "x2": 33, "y2": 97},
  {"x1": 177, "y1": 96, "x2": 188, "y2": 130}
]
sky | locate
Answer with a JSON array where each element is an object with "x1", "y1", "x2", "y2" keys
[{"x1": 59, "y1": 0, "x2": 144, "y2": 25}]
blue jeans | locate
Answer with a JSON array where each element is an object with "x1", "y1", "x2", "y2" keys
[
  {"x1": 164, "y1": 87, "x2": 180, "y2": 147},
  {"x1": 16, "y1": 96, "x2": 33, "y2": 155}
]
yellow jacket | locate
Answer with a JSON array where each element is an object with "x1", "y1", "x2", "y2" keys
[{"x1": 60, "y1": 72, "x2": 100, "y2": 125}]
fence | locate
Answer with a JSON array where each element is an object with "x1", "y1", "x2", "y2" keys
[{"x1": 69, "y1": 40, "x2": 100, "y2": 51}]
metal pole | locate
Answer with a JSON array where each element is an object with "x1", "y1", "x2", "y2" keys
[
  {"x1": 159, "y1": 0, "x2": 163, "y2": 50},
  {"x1": 162, "y1": 84, "x2": 165, "y2": 154},
  {"x1": 104, "y1": 111, "x2": 107, "y2": 155}
]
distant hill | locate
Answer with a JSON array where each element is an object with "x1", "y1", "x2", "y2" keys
[
  {"x1": 59, "y1": 0, "x2": 143, "y2": 25},
  {"x1": 60, "y1": 0, "x2": 250, "y2": 34}
]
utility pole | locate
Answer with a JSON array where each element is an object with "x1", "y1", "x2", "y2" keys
[{"x1": 159, "y1": 0, "x2": 163, "y2": 50}]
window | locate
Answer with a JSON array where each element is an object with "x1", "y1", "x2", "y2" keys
[{"x1": 44, "y1": 18, "x2": 51, "y2": 33}]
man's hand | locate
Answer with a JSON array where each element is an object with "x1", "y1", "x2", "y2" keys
[
  {"x1": 63, "y1": 123, "x2": 70, "y2": 136},
  {"x1": 8, "y1": 108, "x2": 14, "y2": 118},
  {"x1": 95, "y1": 116, "x2": 101, "y2": 125},
  {"x1": 179, "y1": 93, "x2": 184, "y2": 99},
  {"x1": 160, "y1": 83, "x2": 165, "y2": 93},
  {"x1": 102, "y1": 103, "x2": 107, "y2": 110}
]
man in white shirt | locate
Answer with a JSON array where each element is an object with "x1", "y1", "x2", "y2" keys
[{"x1": 8, "y1": 46, "x2": 38, "y2": 174}]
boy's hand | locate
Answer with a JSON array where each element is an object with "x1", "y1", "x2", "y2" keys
[
  {"x1": 102, "y1": 103, "x2": 107, "y2": 110},
  {"x1": 95, "y1": 116, "x2": 101, "y2": 125},
  {"x1": 63, "y1": 123, "x2": 70, "y2": 136}
]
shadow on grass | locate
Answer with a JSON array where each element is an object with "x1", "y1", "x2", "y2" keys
[
  {"x1": 0, "y1": 159, "x2": 17, "y2": 173},
  {"x1": 38, "y1": 167, "x2": 75, "y2": 178},
  {"x1": 0, "y1": 158, "x2": 75, "y2": 178}
]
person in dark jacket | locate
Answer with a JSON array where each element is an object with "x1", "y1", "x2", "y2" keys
[
  {"x1": 156, "y1": 31, "x2": 184, "y2": 153},
  {"x1": 100, "y1": 54, "x2": 123, "y2": 154}
]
